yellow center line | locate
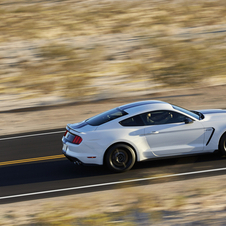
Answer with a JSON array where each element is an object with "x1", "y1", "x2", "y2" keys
[{"x1": 0, "y1": 154, "x2": 65, "y2": 166}]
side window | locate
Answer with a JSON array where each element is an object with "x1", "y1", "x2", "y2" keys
[
  {"x1": 120, "y1": 115, "x2": 144, "y2": 126},
  {"x1": 140, "y1": 110, "x2": 188, "y2": 126}
]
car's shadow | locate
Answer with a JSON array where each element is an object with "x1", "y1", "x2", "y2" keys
[
  {"x1": 0, "y1": 151, "x2": 224, "y2": 187},
  {"x1": 134, "y1": 151, "x2": 223, "y2": 170}
]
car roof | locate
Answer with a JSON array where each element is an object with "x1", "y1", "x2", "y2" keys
[
  {"x1": 118, "y1": 100, "x2": 173, "y2": 116},
  {"x1": 119, "y1": 100, "x2": 170, "y2": 111}
]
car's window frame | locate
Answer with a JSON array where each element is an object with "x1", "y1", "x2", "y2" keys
[
  {"x1": 140, "y1": 110, "x2": 193, "y2": 126},
  {"x1": 119, "y1": 109, "x2": 194, "y2": 127}
]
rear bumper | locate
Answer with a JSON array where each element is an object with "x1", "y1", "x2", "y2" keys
[
  {"x1": 63, "y1": 150, "x2": 82, "y2": 164},
  {"x1": 62, "y1": 138, "x2": 102, "y2": 165},
  {"x1": 63, "y1": 151, "x2": 99, "y2": 166}
]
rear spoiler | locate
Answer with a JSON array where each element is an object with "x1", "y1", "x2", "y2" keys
[{"x1": 66, "y1": 124, "x2": 81, "y2": 134}]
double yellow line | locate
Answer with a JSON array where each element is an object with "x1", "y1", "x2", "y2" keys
[{"x1": 0, "y1": 154, "x2": 65, "y2": 167}]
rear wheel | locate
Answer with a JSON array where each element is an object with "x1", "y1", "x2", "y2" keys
[
  {"x1": 219, "y1": 133, "x2": 226, "y2": 156},
  {"x1": 105, "y1": 144, "x2": 136, "y2": 172}
]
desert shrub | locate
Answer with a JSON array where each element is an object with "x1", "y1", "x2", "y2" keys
[{"x1": 150, "y1": 39, "x2": 226, "y2": 87}]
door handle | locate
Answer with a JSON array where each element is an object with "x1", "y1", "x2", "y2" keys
[{"x1": 146, "y1": 131, "x2": 159, "y2": 135}]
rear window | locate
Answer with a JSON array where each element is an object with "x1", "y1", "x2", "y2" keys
[{"x1": 86, "y1": 108, "x2": 128, "y2": 126}]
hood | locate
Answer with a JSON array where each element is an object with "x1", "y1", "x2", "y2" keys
[
  {"x1": 199, "y1": 109, "x2": 226, "y2": 122},
  {"x1": 67, "y1": 121, "x2": 97, "y2": 133},
  {"x1": 199, "y1": 109, "x2": 226, "y2": 115}
]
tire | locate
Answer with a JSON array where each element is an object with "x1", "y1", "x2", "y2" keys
[
  {"x1": 219, "y1": 133, "x2": 226, "y2": 156},
  {"x1": 105, "y1": 144, "x2": 136, "y2": 172}
]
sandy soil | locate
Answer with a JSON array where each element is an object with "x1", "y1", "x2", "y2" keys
[{"x1": 0, "y1": 84, "x2": 226, "y2": 136}]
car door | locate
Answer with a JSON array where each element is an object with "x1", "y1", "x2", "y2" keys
[{"x1": 141, "y1": 110, "x2": 206, "y2": 157}]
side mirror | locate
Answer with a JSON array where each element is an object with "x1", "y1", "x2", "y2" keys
[{"x1": 185, "y1": 117, "x2": 193, "y2": 124}]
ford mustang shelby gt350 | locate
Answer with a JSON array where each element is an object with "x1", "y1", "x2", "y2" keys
[{"x1": 62, "y1": 100, "x2": 226, "y2": 172}]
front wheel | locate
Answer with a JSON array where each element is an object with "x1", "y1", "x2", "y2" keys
[
  {"x1": 219, "y1": 133, "x2": 226, "y2": 156},
  {"x1": 105, "y1": 144, "x2": 136, "y2": 172}
]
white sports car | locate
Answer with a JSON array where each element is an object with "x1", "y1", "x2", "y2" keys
[{"x1": 62, "y1": 100, "x2": 226, "y2": 172}]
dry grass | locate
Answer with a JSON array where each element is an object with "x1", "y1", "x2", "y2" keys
[
  {"x1": 0, "y1": 0, "x2": 226, "y2": 38},
  {"x1": 149, "y1": 38, "x2": 226, "y2": 87},
  {"x1": 0, "y1": 0, "x2": 226, "y2": 100},
  {"x1": 2, "y1": 175, "x2": 226, "y2": 225}
]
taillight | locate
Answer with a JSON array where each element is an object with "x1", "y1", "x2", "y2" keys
[
  {"x1": 64, "y1": 130, "x2": 68, "y2": 137},
  {"x1": 72, "y1": 135, "x2": 82, "y2": 144}
]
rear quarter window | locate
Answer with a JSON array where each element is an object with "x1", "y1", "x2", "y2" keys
[{"x1": 120, "y1": 115, "x2": 144, "y2": 126}]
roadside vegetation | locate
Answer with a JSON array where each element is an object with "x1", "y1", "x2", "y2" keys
[
  {"x1": 0, "y1": 0, "x2": 226, "y2": 100},
  {"x1": 1, "y1": 175, "x2": 226, "y2": 225}
]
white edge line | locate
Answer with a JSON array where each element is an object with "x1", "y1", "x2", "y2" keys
[
  {"x1": 0, "y1": 130, "x2": 65, "y2": 141},
  {"x1": 1, "y1": 167, "x2": 226, "y2": 200}
]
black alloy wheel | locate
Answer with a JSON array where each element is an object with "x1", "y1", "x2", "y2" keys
[
  {"x1": 105, "y1": 144, "x2": 136, "y2": 172},
  {"x1": 219, "y1": 133, "x2": 226, "y2": 156}
]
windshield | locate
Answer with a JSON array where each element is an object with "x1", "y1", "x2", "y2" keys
[
  {"x1": 172, "y1": 105, "x2": 200, "y2": 120},
  {"x1": 86, "y1": 108, "x2": 128, "y2": 126}
]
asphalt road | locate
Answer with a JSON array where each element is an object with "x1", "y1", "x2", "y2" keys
[{"x1": 1, "y1": 129, "x2": 226, "y2": 204}]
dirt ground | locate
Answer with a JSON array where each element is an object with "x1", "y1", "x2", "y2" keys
[{"x1": 0, "y1": 84, "x2": 226, "y2": 136}]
